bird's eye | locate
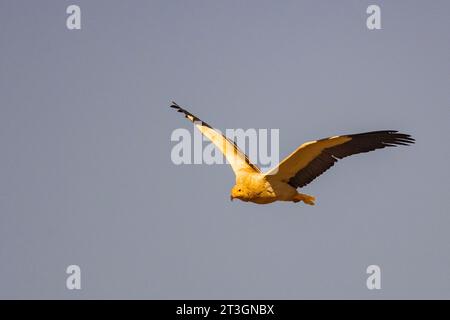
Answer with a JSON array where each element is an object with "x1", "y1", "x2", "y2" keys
[{"x1": 238, "y1": 189, "x2": 241, "y2": 192}]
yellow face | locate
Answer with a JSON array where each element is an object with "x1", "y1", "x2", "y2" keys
[{"x1": 230, "y1": 185, "x2": 249, "y2": 201}]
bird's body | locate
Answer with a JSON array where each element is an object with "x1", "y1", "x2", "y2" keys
[
  {"x1": 232, "y1": 170, "x2": 312, "y2": 204},
  {"x1": 170, "y1": 102, "x2": 414, "y2": 205}
]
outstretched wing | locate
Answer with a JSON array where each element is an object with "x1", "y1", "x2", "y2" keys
[
  {"x1": 264, "y1": 131, "x2": 414, "y2": 188},
  {"x1": 170, "y1": 102, "x2": 260, "y2": 176}
]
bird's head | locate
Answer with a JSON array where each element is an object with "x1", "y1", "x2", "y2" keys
[{"x1": 230, "y1": 185, "x2": 250, "y2": 202}]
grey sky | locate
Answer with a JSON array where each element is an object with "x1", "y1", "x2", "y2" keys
[{"x1": 0, "y1": 0, "x2": 449, "y2": 299}]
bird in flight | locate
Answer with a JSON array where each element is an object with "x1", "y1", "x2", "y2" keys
[{"x1": 170, "y1": 102, "x2": 414, "y2": 205}]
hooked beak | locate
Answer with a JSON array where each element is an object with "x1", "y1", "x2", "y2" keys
[{"x1": 230, "y1": 195, "x2": 234, "y2": 201}]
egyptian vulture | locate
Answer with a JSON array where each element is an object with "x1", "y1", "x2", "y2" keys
[{"x1": 170, "y1": 102, "x2": 414, "y2": 205}]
